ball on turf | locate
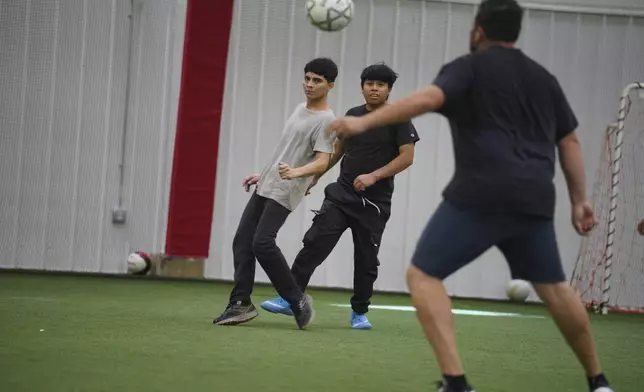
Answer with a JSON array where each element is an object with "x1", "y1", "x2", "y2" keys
[
  {"x1": 127, "y1": 251, "x2": 152, "y2": 275},
  {"x1": 306, "y1": 0, "x2": 354, "y2": 32},
  {"x1": 506, "y1": 279, "x2": 531, "y2": 302}
]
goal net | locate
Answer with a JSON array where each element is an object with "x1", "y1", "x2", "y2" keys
[{"x1": 571, "y1": 82, "x2": 644, "y2": 315}]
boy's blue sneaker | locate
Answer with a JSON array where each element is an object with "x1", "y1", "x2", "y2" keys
[
  {"x1": 350, "y1": 311, "x2": 372, "y2": 330},
  {"x1": 260, "y1": 297, "x2": 294, "y2": 316}
]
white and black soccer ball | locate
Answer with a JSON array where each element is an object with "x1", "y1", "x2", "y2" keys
[
  {"x1": 127, "y1": 251, "x2": 152, "y2": 275},
  {"x1": 306, "y1": 0, "x2": 354, "y2": 32},
  {"x1": 506, "y1": 279, "x2": 531, "y2": 302}
]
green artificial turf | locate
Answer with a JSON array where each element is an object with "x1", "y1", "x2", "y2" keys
[{"x1": 0, "y1": 271, "x2": 641, "y2": 391}]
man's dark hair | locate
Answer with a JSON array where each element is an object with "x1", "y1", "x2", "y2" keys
[
  {"x1": 475, "y1": 0, "x2": 524, "y2": 43},
  {"x1": 360, "y1": 62, "x2": 398, "y2": 89},
  {"x1": 304, "y1": 57, "x2": 338, "y2": 83}
]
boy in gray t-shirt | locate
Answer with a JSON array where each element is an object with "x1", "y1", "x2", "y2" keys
[
  {"x1": 213, "y1": 58, "x2": 337, "y2": 330},
  {"x1": 256, "y1": 101, "x2": 335, "y2": 211}
]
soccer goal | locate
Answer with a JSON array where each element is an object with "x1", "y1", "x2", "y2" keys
[{"x1": 571, "y1": 82, "x2": 644, "y2": 315}]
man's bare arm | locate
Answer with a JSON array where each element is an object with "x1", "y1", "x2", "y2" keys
[
  {"x1": 361, "y1": 86, "x2": 446, "y2": 130},
  {"x1": 557, "y1": 131, "x2": 587, "y2": 204}
]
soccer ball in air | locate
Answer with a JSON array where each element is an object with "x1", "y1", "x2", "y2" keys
[
  {"x1": 127, "y1": 251, "x2": 152, "y2": 275},
  {"x1": 306, "y1": 0, "x2": 354, "y2": 32},
  {"x1": 506, "y1": 279, "x2": 531, "y2": 302}
]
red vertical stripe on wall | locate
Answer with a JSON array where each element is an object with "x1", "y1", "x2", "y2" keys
[{"x1": 165, "y1": 0, "x2": 234, "y2": 257}]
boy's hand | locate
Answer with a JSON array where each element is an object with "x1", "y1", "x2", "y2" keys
[
  {"x1": 279, "y1": 163, "x2": 300, "y2": 180},
  {"x1": 354, "y1": 173, "x2": 377, "y2": 192},
  {"x1": 242, "y1": 174, "x2": 260, "y2": 192}
]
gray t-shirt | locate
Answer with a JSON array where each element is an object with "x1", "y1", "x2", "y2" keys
[{"x1": 256, "y1": 102, "x2": 336, "y2": 211}]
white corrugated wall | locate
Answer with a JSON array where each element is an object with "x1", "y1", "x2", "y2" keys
[
  {"x1": 208, "y1": 0, "x2": 644, "y2": 300},
  {"x1": 0, "y1": 0, "x2": 186, "y2": 273}
]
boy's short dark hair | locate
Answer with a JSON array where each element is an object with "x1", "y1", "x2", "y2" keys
[
  {"x1": 475, "y1": 0, "x2": 524, "y2": 43},
  {"x1": 304, "y1": 57, "x2": 338, "y2": 83},
  {"x1": 360, "y1": 62, "x2": 398, "y2": 89}
]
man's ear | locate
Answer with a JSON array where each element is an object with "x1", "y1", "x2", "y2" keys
[{"x1": 475, "y1": 25, "x2": 486, "y2": 43}]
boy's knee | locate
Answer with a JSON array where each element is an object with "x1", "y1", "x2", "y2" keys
[
  {"x1": 302, "y1": 217, "x2": 331, "y2": 247},
  {"x1": 232, "y1": 228, "x2": 251, "y2": 250},
  {"x1": 252, "y1": 235, "x2": 275, "y2": 256},
  {"x1": 301, "y1": 230, "x2": 318, "y2": 247}
]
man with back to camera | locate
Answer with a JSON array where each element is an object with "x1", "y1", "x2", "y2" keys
[
  {"x1": 212, "y1": 57, "x2": 338, "y2": 330},
  {"x1": 260, "y1": 63, "x2": 419, "y2": 330},
  {"x1": 328, "y1": 1, "x2": 614, "y2": 391}
]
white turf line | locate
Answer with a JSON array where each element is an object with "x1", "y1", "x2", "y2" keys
[{"x1": 330, "y1": 304, "x2": 546, "y2": 319}]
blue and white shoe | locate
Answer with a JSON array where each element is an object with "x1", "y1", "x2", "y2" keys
[
  {"x1": 260, "y1": 297, "x2": 294, "y2": 316},
  {"x1": 350, "y1": 311, "x2": 372, "y2": 330}
]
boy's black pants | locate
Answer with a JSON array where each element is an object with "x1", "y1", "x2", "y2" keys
[
  {"x1": 229, "y1": 191, "x2": 302, "y2": 306},
  {"x1": 291, "y1": 182, "x2": 390, "y2": 314}
]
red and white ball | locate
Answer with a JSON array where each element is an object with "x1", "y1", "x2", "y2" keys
[{"x1": 127, "y1": 251, "x2": 152, "y2": 275}]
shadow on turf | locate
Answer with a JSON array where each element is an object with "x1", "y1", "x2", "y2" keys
[{"x1": 210, "y1": 317, "x2": 353, "y2": 332}]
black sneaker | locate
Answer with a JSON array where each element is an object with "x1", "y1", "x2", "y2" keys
[
  {"x1": 435, "y1": 381, "x2": 475, "y2": 392},
  {"x1": 292, "y1": 294, "x2": 315, "y2": 330},
  {"x1": 213, "y1": 301, "x2": 258, "y2": 326}
]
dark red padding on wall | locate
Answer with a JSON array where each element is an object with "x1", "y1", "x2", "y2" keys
[{"x1": 165, "y1": 0, "x2": 234, "y2": 257}]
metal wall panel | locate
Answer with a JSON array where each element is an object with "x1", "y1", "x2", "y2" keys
[
  {"x1": 209, "y1": 0, "x2": 644, "y2": 300},
  {"x1": 0, "y1": 0, "x2": 186, "y2": 273},
  {"x1": 525, "y1": 0, "x2": 644, "y2": 11}
]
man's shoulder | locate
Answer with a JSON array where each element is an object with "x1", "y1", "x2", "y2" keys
[
  {"x1": 441, "y1": 52, "x2": 475, "y2": 71},
  {"x1": 517, "y1": 51, "x2": 556, "y2": 81},
  {"x1": 474, "y1": 48, "x2": 556, "y2": 81}
]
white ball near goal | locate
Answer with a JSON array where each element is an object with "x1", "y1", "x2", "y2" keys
[
  {"x1": 506, "y1": 279, "x2": 532, "y2": 302},
  {"x1": 127, "y1": 251, "x2": 152, "y2": 275},
  {"x1": 306, "y1": 0, "x2": 354, "y2": 32}
]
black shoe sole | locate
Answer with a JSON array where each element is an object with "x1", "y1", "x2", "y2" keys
[{"x1": 213, "y1": 310, "x2": 259, "y2": 326}]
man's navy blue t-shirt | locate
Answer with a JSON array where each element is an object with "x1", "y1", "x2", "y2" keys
[{"x1": 432, "y1": 46, "x2": 578, "y2": 219}]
